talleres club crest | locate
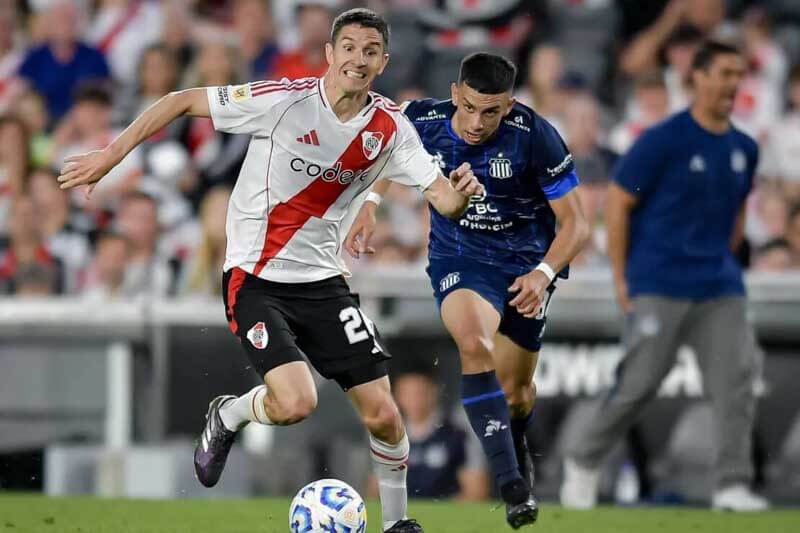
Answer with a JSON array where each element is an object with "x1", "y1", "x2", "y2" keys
[{"x1": 361, "y1": 131, "x2": 384, "y2": 161}]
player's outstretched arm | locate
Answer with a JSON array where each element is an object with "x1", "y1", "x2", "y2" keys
[
  {"x1": 344, "y1": 179, "x2": 392, "y2": 259},
  {"x1": 424, "y1": 163, "x2": 483, "y2": 219},
  {"x1": 509, "y1": 188, "x2": 590, "y2": 318},
  {"x1": 58, "y1": 88, "x2": 210, "y2": 194}
]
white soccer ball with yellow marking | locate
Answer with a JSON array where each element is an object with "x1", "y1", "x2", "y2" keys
[{"x1": 289, "y1": 479, "x2": 367, "y2": 533}]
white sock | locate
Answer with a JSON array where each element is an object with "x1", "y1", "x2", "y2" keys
[
  {"x1": 369, "y1": 433, "x2": 409, "y2": 531},
  {"x1": 218, "y1": 385, "x2": 273, "y2": 431}
]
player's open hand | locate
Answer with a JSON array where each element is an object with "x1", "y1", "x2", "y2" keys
[
  {"x1": 508, "y1": 270, "x2": 550, "y2": 318},
  {"x1": 57, "y1": 149, "x2": 116, "y2": 197},
  {"x1": 344, "y1": 200, "x2": 377, "y2": 259},
  {"x1": 449, "y1": 163, "x2": 484, "y2": 198}
]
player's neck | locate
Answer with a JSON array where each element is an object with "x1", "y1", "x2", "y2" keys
[
  {"x1": 690, "y1": 103, "x2": 730, "y2": 134},
  {"x1": 323, "y1": 73, "x2": 371, "y2": 122}
]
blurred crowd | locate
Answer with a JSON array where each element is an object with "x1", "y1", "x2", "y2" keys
[{"x1": 0, "y1": 0, "x2": 799, "y2": 300}]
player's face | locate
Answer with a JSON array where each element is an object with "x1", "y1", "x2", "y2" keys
[
  {"x1": 326, "y1": 25, "x2": 388, "y2": 95},
  {"x1": 451, "y1": 82, "x2": 515, "y2": 145},
  {"x1": 694, "y1": 53, "x2": 745, "y2": 119}
]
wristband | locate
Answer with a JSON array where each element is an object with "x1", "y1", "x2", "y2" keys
[
  {"x1": 365, "y1": 191, "x2": 383, "y2": 206},
  {"x1": 534, "y1": 262, "x2": 556, "y2": 282}
]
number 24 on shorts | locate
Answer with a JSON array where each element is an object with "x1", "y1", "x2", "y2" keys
[{"x1": 339, "y1": 306, "x2": 383, "y2": 354}]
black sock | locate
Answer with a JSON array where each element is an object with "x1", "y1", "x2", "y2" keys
[
  {"x1": 461, "y1": 371, "x2": 522, "y2": 500},
  {"x1": 510, "y1": 410, "x2": 533, "y2": 476}
]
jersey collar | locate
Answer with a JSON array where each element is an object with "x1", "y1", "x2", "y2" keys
[{"x1": 318, "y1": 76, "x2": 375, "y2": 124}]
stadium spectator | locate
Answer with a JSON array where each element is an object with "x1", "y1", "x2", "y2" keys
[
  {"x1": 563, "y1": 95, "x2": 615, "y2": 266},
  {"x1": 787, "y1": 205, "x2": 800, "y2": 269},
  {"x1": 545, "y1": 0, "x2": 620, "y2": 94},
  {"x1": 392, "y1": 371, "x2": 489, "y2": 501},
  {"x1": 160, "y1": 0, "x2": 197, "y2": 75},
  {"x1": 28, "y1": 169, "x2": 91, "y2": 294},
  {"x1": 233, "y1": 0, "x2": 280, "y2": 79},
  {"x1": 609, "y1": 71, "x2": 670, "y2": 155},
  {"x1": 514, "y1": 44, "x2": 566, "y2": 135},
  {"x1": 12, "y1": 261, "x2": 60, "y2": 297},
  {"x1": 121, "y1": 44, "x2": 181, "y2": 123},
  {"x1": 760, "y1": 63, "x2": 800, "y2": 202},
  {"x1": 81, "y1": 231, "x2": 130, "y2": 300},
  {"x1": 0, "y1": 115, "x2": 29, "y2": 233},
  {"x1": 113, "y1": 191, "x2": 173, "y2": 298},
  {"x1": 51, "y1": 84, "x2": 143, "y2": 211},
  {"x1": 751, "y1": 238, "x2": 792, "y2": 272},
  {"x1": 268, "y1": 3, "x2": 331, "y2": 80},
  {"x1": 0, "y1": 195, "x2": 64, "y2": 295},
  {"x1": 17, "y1": 0, "x2": 110, "y2": 123},
  {"x1": 182, "y1": 40, "x2": 248, "y2": 206},
  {"x1": 732, "y1": 7, "x2": 788, "y2": 139},
  {"x1": 14, "y1": 90, "x2": 52, "y2": 170},
  {"x1": 745, "y1": 188, "x2": 789, "y2": 249},
  {"x1": 562, "y1": 41, "x2": 768, "y2": 511},
  {"x1": 87, "y1": 0, "x2": 164, "y2": 85},
  {"x1": 176, "y1": 185, "x2": 230, "y2": 296},
  {"x1": 619, "y1": 0, "x2": 725, "y2": 78},
  {"x1": 0, "y1": 8, "x2": 25, "y2": 113}
]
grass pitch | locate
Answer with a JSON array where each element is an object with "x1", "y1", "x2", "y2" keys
[{"x1": 0, "y1": 494, "x2": 797, "y2": 533}]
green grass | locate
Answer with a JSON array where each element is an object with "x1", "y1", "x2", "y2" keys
[{"x1": 0, "y1": 494, "x2": 797, "y2": 533}]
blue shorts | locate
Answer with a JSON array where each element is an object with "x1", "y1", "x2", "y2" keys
[{"x1": 427, "y1": 257, "x2": 556, "y2": 352}]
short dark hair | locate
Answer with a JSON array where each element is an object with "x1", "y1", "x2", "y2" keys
[
  {"x1": 691, "y1": 40, "x2": 742, "y2": 73},
  {"x1": 121, "y1": 190, "x2": 158, "y2": 209},
  {"x1": 330, "y1": 8, "x2": 389, "y2": 50},
  {"x1": 74, "y1": 83, "x2": 112, "y2": 107},
  {"x1": 458, "y1": 52, "x2": 517, "y2": 94}
]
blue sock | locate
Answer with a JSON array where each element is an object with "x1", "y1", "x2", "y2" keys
[{"x1": 461, "y1": 371, "x2": 523, "y2": 495}]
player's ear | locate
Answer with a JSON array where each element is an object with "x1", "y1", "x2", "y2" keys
[
  {"x1": 377, "y1": 52, "x2": 390, "y2": 75},
  {"x1": 505, "y1": 96, "x2": 516, "y2": 116},
  {"x1": 325, "y1": 42, "x2": 334, "y2": 66},
  {"x1": 450, "y1": 82, "x2": 459, "y2": 105}
]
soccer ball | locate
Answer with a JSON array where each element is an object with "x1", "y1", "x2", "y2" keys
[{"x1": 289, "y1": 478, "x2": 367, "y2": 533}]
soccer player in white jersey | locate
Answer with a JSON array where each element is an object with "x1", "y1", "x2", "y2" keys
[{"x1": 58, "y1": 9, "x2": 482, "y2": 533}]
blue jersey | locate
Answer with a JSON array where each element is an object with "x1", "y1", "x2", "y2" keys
[
  {"x1": 404, "y1": 99, "x2": 579, "y2": 277},
  {"x1": 613, "y1": 110, "x2": 758, "y2": 299}
]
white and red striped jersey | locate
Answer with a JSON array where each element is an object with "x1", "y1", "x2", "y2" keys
[{"x1": 206, "y1": 77, "x2": 440, "y2": 283}]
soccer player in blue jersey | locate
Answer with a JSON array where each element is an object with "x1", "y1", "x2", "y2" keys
[
  {"x1": 346, "y1": 53, "x2": 589, "y2": 528},
  {"x1": 560, "y1": 41, "x2": 769, "y2": 512}
]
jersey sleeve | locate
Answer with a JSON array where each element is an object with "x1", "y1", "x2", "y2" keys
[
  {"x1": 744, "y1": 137, "x2": 759, "y2": 199},
  {"x1": 531, "y1": 117, "x2": 579, "y2": 200},
  {"x1": 380, "y1": 115, "x2": 440, "y2": 190},
  {"x1": 612, "y1": 127, "x2": 667, "y2": 200},
  {"x1": 206, "y1": 79, "x2": 296, "y2": 136}
]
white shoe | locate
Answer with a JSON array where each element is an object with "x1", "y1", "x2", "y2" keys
[
  {"x1": 711, "y1": 484, "x2": 770, "y2": 512},
  {"x1": 560, "y1": 457, "x2": 601, "y2": 510}
]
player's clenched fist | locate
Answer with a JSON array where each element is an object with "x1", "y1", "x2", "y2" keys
[
  {"x1": 449, "y1": 162, "x2": 484, "y2": 197},
  {"x1": 58, "y1": 149, "x2": 116, "y2": 196},
  {"x1": 508, "y1": 269, "x2": 551, "y2": 318}
]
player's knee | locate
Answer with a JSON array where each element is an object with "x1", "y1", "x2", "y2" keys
[
  {"x1": 272, "y1": 390, "x2": 318, "y2": 425},
  {"x1": 362, "y1": 398, "x2": 403, "y2": 443},
  {"x1": 456, "y1": 333, "x2": 494, "y2": 367}
]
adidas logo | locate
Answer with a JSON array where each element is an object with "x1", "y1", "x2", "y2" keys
[{"x1": 296, "y1": 129, "x2": 320, "y2": 146}]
